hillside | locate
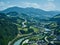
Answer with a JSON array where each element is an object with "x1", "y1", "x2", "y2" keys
[{"x1": 0, "y1": 13, "x2": 18, "y2": 45}]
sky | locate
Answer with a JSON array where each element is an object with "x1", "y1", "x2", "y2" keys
[{"x1": 0, "y1": 0, "x2": 60, "y2": 11}]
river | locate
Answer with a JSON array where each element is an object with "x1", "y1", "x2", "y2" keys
[{"x1": 13, "y1": 37, "x2": 28, "y2": 45}]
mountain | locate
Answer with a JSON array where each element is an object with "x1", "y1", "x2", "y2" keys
[
  {"x1": 1, "y1": 6, "x2": 60, "y2": 19},
  {"x1": 53, "y1": 14, "x2": 60, "y2": 19},
  {"x1": 50, "y1": 14, "x2": 60, "y2": 23}
]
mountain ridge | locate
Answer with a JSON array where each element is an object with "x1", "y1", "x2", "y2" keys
[{"x1": 0, "y1": 6, "x2": 60, "y2": 19}]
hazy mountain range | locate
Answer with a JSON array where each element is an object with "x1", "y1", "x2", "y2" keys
[{"x1": 0, "y1": 6, "x2": 60, "y2": 19}]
